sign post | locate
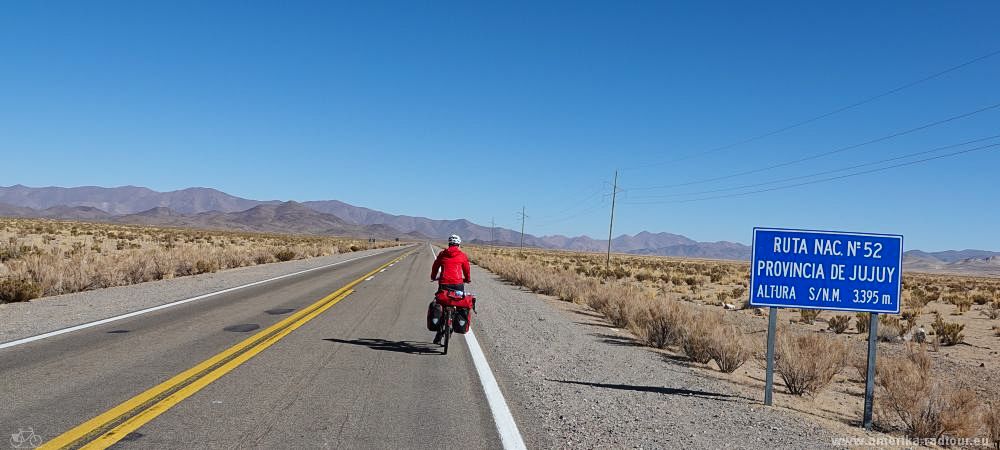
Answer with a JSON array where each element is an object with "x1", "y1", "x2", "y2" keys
[
  {"x1": 764, "y1": 307, "x2": 777, "y2": 406},
  {"x1": 750, "y1": 228, "x2": 902, "y2": 428},
  {"x1": 863, "y1": 312, "x2": 879, "y2": 429}
]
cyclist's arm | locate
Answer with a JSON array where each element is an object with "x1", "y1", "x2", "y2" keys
[
  {"x1": 462, "y1": 258, "x2": 471, "y2": 283},
  {"x1": 430, "y1": 255, "x2": 441, "y2": 281}
]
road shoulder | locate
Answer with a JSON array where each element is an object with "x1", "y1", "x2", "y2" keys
[{"x1": 471, "y1": 268, "x2": 876, "y2": 449}]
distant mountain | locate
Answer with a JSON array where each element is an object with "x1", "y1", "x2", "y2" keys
[
  {"x1": 112, "y1": 202, "x2": 417, "y2": 238},
  {"x1": 2, "y1": 185, "x2": 996, "y2": 270},
  {"x1": 0, "y1": 185, "x2": 275, "y2": 215},
  {"x1": 903, "y1": 250, "x2": 1000, "y2": 276}
]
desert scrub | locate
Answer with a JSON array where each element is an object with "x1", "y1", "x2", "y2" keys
[
  {"x1": 0, "y1": 278, "x2": 43, "y2": 303},
  {"x1": 0, "y1": 217, "x2": 400, "y2": 300},
  {"x1": 984, "y1": 301, "x2": 1000, "y2": 320},
  {"x1": 875, "y1": 345, "x2": 979, "y2": 440},
  {"x1": 799, "y1": 309, "x2": 821, "y2": 324},
  {"x1": 827, "y1": 315, "x2": 851, "y2": 334},
  {"x1": 931, "y1": 314, "x2": 965, "y2": 346},
  {"x1": 774, "y1": 332, "x2": 846, "y2": 396},
  {"x1": 985, "y1": 396, "x2": 1000, "y2": 450},
  {"x1": 706, "y1": 322, "x2": 751, "y2": 373}
]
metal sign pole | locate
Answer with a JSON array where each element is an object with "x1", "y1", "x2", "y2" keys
[
  {"x1": 764, "y1": 306, "x2": 777, "y2": 406},
  {"x1": 863, "y1": 313, "x2": 879, "y2": 430}
]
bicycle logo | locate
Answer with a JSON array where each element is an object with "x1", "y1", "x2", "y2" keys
[{"x1": 9, "y1": 428, "x2": 42, "y2": 449}]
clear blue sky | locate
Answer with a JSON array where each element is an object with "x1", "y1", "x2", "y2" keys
[{"x1": 1, "y1": 1, "x2": 998, "y2": 251}]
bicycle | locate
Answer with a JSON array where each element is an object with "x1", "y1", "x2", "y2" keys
[
  {"x1": 436, "y1": 303, "x2": 456, "y2": 355},
  {"x1": 430, "y1": 284, "x2": 475, "y2": 355}
]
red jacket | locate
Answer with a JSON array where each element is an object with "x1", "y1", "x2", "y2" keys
[{"x1": 431, "y1": 246, "x2": 471, "y2": 285}]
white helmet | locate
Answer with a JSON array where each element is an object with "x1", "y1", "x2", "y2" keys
[{"x1": 448, "y1": 234, "x2": 462, "y2": 246}]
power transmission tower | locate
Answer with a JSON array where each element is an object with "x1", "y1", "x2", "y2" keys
[
  {"x1": 606, "y1": 170, "x2": 621, "y2": 269},
  {"x1": 517, "y1": 206, "x2": 528, "y2": 251}
]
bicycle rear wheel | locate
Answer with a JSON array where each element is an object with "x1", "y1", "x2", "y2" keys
[{"x1": 442, "y1": 324, "x2": 451, "y2": 354}]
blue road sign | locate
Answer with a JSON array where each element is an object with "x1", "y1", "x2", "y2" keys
[{"x1": 750, "y1": 228, "x2": 903, "y2": 314}]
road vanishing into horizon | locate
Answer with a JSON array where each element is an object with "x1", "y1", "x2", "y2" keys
[{"x1": 1, "y1": 244, "x2": 523, "y2": 449}]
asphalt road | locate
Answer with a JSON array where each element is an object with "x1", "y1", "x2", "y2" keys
[{"x1": 0, "y1": 244, "x2": 506, "y2": 449}]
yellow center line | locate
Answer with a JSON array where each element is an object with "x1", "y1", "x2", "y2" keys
[{"x1": 40, "y1": 250, "x2": 413, "y2": 450}]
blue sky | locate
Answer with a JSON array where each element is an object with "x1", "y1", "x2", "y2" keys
[{"x1": 1, "y1": 1, "x2": 998, "y2": 251}]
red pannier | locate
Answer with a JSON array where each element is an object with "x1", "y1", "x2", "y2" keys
[{"x1": 434, "y1": 290, "x2": 474, "y2": 309}]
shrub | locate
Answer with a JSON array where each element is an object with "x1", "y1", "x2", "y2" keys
[
  {"x1": 931, "y1": 314, "x2": 965, "y2": 346},
  {"x1": 194, "y1": 259, "x2": 219, "y2": 274},
  {"x1": 774, "y1": 333, "x2": 846, "y2": 396},
  {"x1": 642, "y1": 300, "x2": 683, "y2": 349},
  {"x1": 274, "y1": 249, "x2": 297, "y2": 262},
  {"x1": 876, "y1": 346, "x2": 979, "y2": 439},
  {"x1": 678, "y1": 312, "x2": 715, "y2": 364},
  {"x1": 856, "y1": 312, "x2": 871, "y2": 334},
  {"x1": 877, "y1": 316, "x2": 903, "y2": 342},
  {"x1": 985, "y1": 396, "x2": 1000, "y2": 450},
  {"x1": 984, "y1": 301, "x2": 1000, "y2": 320},
  {"x1": 706, "y1": 323, "x2": 750, "y2": 373},
  {"x1": 799, "y1": 309, "x2": 821, "y2": 324},
  {"x1": 828, "y1": 315, "x2": 851, "y2": 334},
  {"x1": 972, "y1": 292, "x2": 992, "y2": 305},
  {"x1": 0, "y1": 278, "x2": 43, "y2": 303}
]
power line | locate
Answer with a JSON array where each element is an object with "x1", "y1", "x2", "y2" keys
[
  {"x1": 621, "y1": 141, "x2": 1000, "y2": 205},
  {"x1": 623, "y1": 48, "x2": 1000, "y2": 171},
  {"x1": 626, "y1": 101, "x2": 1000, "y2": 191},
  {"x1": 627, "y1": 134, "x2": 1000, "y2": 200}
]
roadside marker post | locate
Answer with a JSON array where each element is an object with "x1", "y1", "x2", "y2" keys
[{"x1": 750, "y1": 228, "x2": 902, "y2": 429}]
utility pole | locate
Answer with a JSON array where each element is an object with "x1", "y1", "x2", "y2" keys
[
  {"x1": 491, "y1": 217, "x2": 495, "y2": 244},
  {"x1": 518, "y1": 206, "x2": 528, "y2": 251},
  {"x1": 606, "y1": 170, "x2": 619, "y2": 269}
]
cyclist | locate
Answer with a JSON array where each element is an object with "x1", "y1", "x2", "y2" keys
[
  {"x1": 430, "y1": 234, "x2": 471, "y2": 344},
  {"x1": 431, "y1": 234, "x2": 471, "y2": 292}
]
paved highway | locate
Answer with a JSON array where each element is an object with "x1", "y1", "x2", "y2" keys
[{"x1": 1, "y1": 244, "x2": 521, "y2": 449}]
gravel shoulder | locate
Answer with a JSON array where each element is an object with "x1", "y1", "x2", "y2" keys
[
  {"x1": 0, "y1": 246, "x2": 406, "y2": 344},
  {"x1": 471, "y1": 266, "x2": 882, "y2": 449}
]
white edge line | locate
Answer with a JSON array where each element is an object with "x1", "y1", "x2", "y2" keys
[
  {"x1": 364, "y1": 276, "x2": 375, "y2": 281},
  {"x1": 427, "y1": 242, "x2": 527, "y2": 450},
  {"x1": 0, "y1": 247, "x2": 406, "y2": 350}
]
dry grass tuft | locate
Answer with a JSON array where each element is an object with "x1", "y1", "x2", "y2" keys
[
  {"x1": 706, "y1": 322, "x2": 751, "y2": 373},
  {"x1": 984, "y1": 396, "x2": 1000, "y2": 450},
  {"x1": 678, "y1": 310, "x2": 715, "y2": 364},
  {"x1": 876, "y1": 345, "x2": 979, "y2": 439},
  {"x1": 774, "y1": 332, "x2": 846, "y2": 396},
  {"x1": 827, "y1": 315, "x2": 851, "y2": 334}
]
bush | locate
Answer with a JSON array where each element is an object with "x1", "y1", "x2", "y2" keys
[
  {"x1": 0, "y1": 278, "x2": 43, "y2": 303},
  {"x1": 984, "y1": 301, "x2": 1000, "y2": 320},
  {"x1": 877, "y1": 316, "x2": 903, "y2": 342},
  {"x1": 274, "y1": 249, "x2": 297, "y2": 262},
  {"x1": 876, "y1": 346, "x2": 979, "y2": 439},
  {"x1": 799, "y1": 309, "x2": 821, "y2": 324},
  {"x1": 706, "y1": 323, "x2": 750, "y2": 373},
  {"x1": 972, "y1": 292, "x2": 992, "y2": 305},
  {"x1": 194, "y1": 259, "x2": 219, "y2": 274},
  {"x1": 775, "y1": 333, "x2": 846, "y2": 396},
  {"x1": 856, "y1": 312, "x2": 871, "y2": 334},
  {"x1": 679, "y1": 312, "x2": 714, "y2": 364},
  {"x1": 984, "y1": 396, "x2": 1000, "y2": 450},
  {"x1": 642, "y1": 300, "x2": 683, "y2": 349},
  {"x1": 828, "y1": 315, "x2": 851, "y2": 334},
  {"x1": 931, "y1": 314, "x2": 965, "y2": 346}
]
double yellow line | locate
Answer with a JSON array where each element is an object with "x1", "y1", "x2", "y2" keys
[{"x1": 41, "y1": 251, "x2": 412, "y2": 450}]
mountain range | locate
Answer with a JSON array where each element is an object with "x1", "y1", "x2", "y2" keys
[{"x1": 1, "y1": 185, "x2": 998, "y2": 275}]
